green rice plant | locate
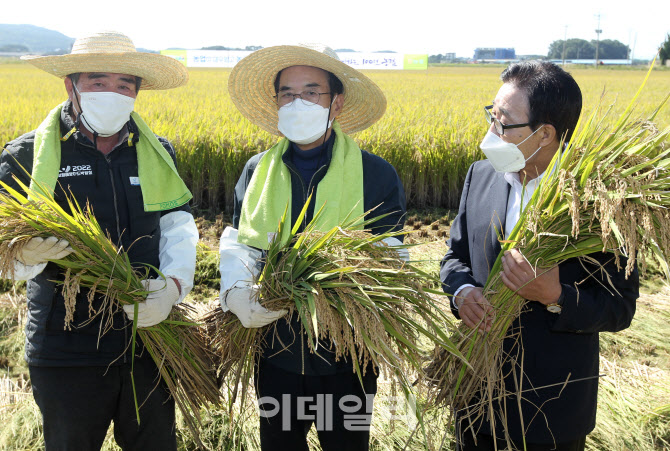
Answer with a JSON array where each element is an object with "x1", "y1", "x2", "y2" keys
[
  {"x1": 595, "y1": 290, "x2": 670, "y2": 450},
  {"x1": 0, "y1": 383, "x2": 43, "y2": 451},
  {"x1": 176, "y1": 391, "x2": 263, "y2": 451},
  {"x1": 193, "y1": 242, "x2": 221, "y2": 291},
  {"x1": 639, "y1": 402, "x2": 670, "y2": 449},
  {"x1": 205, "y1": 197, "x2": 465, "y2": 435},
  {"x1": 0, "y1": 294, "x2": 27, "y2": 380},
  {"x1": 588, "y1": 356, "x2": 670, "y2": 450},
  {"x1": 600, "y1": 293, "x2": 670, "y2": 361},
  {"x1": 426, "y1": 62, "x2": 670, "y2": 445},
  {"x1": 0, "y1": 178, "x2": 220, "y2": 446}
]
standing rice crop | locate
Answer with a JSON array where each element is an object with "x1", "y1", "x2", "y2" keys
[
  {"x1": 3, "y1": 64, "x2": 670, "y2": 213},
  {"x1": 0, "y1": 178, "x2": 220, "y2": 445},
  {"x1": 425, "y1": 64, "x2": 670, "y2": 444}
]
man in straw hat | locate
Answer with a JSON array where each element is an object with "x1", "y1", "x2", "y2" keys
[
  {"x1": 441, "y1": 61, "x2": 638, "y2": 450},
  {"x1": 219, "y1": 44, "x2": 407, "y2": 450},
  {"x1": 0, "y1": 30, "x2": 197, "y2": 450}
]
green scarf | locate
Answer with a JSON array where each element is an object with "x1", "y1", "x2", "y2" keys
[
  {"x1": 30, "y1": 102, "x2": 192, "y2": 212},
  {"x1": 238, "y1": 121, "x2": 365, "y2": 250}
]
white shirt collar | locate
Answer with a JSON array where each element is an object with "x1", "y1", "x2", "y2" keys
[{"x1": 503, "y1": 170, "x2": 545, "y2": 190}]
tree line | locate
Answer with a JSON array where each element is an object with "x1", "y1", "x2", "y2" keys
[
  {"x1": 547, "y1": 38, "x2": 630, "y2": 60},
  {"x1": 430, "y1": 37, "x2": 641, "y2": 62}
]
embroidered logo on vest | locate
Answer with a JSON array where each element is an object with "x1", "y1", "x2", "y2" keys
[{"x1": 58, "y1": 164, "x2": 93, "y2": 178}]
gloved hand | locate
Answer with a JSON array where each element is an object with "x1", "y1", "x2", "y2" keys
[
  {"x1": 16, "y1": 236, "x2": 74, "y2": 266},
  {"x1": 380, "y1": 237, "x2": 410, "y2": 262},
  {"x1": 123, "y1": 278, "x2": 180, "y2": 328},
  {"x1": 223, "y1": 284, "x2": 287, "y2": 328}
]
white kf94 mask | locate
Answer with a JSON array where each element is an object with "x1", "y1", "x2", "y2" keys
[
  {"x1": 479, "y1": 125, "x2": 544, "y2": 173},
  {"x1": 277, "y1": 95, "x2": 337, "y2": 145},
  {"x1": 75, "y1": 87, "x2": 135, "y2": 137}
]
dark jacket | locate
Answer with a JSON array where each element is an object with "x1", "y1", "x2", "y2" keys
[
  {"x1": 0, "y1": 101, "x2": 190, "y2": 367},
  {"x1": 232, "y1": 133, "x2": 406, "y2": 375},
  {"x1": 440, "y1": 160, "x2": 639, "y2": 444}
]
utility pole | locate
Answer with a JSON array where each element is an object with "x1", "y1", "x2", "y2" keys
[
  {"x1": 594, "y1": 13, "x2": 602, "y2": 67},
  {"x1": 562, "y1": 25, "x2": 568, "y2": 65}
]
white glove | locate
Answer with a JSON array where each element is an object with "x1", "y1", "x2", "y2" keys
[
  {"x1": 123, "y1": 278, "x2": 180, "y2": 328},
  {"x1": 380, "y1": 237, "x2": 410, "y2": 262},
  {"x1": 17, "y1": 236, "x2": 74, "y2": 266},
  {"x1": 224, "y1": 284, "x2": 287, "y2": 328},
  {"x1": 219, "y1": 227, "x2": 262, "y2": 302}
]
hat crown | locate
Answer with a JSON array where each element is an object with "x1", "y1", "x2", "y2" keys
[
  {"x1": 228, "y1": 43, "x2": 386, "y2": 136},
  {"x1": 297, "y1": 43, "x2": 340, "y2": 62},
  {"x1": 71, "y1": 31, "x2": 137, "y2": 55}
]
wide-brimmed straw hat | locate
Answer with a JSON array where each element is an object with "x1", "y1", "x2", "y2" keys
[
  {"x1": 21, "y1": 30, "x2": 188, "y2": 90},
  {"x1": 228, "y1": 44, "x2": 387, "y2": 136}
]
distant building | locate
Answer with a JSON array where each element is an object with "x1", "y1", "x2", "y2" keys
[{"x1": 474, "y1": 47, "x2": 516, "y2": 62}]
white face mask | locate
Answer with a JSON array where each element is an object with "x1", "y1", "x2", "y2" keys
[
  {"x1": 479, "y1": 125, "x2": 544, "y2": 173},
  {"x1": 73, "y1": 85, "x2": 135, "y2": 137},
  {"x1": 277, "y1": 95, "x2": 336, "y2": 145}
]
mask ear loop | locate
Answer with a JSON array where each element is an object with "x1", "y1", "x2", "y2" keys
[
  {"x1": 321, "y1": 94, "x2": 337, "y2": 147},
  {"x1": 71, "y1": 80, "x2": 99, "y2": 150},
  {"x1": 71, "y1": 80, "x2": 83, "y2": 130},
  {"x1": 520, "y1": 124, "x2": 545, "y2": 163}
]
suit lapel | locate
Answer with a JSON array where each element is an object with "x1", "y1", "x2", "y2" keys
[{"x1": 485, "y1": 171, "x2": 510, "y2": 266}]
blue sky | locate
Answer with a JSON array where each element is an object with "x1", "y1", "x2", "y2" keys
[{"x1": 4, "y1": 0, "x2": 669, "y2": 59}]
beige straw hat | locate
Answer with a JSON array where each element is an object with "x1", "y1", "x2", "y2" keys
[
  {"x1": 21, "y1": 30, "x2": 188, "y2": 90},
  {"x1": 228, "y1": 44, "x2": 387, "y2": 136}
]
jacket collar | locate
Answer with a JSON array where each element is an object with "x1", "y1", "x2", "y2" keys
[
  {"x1": 282, "y1": 132, "x2": 336, "y2": 187},
  {"x1": 485, "y1": 166, "x2": 511, "y2": 256}
]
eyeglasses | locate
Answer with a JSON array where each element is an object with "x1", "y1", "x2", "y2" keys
[
  {"x1": 274, "y1": 90, "x2": 331, "y2": 106},
  {"x1": 484, "y1": 105, "x2": 531, "y2": 135}
]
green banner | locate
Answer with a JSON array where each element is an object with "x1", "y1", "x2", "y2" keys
[
  {"x1": 403, "y1": 54, "x2": 428, "y2": 70},
  {"x1": 160, "y1": 50, "x2": 188, "y2": 66}
]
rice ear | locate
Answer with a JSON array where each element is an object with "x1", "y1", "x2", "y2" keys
[
  {"x1": 208, "y1": 201, "x2": 466, "y2": 424},
  {"x1": 0, "y1": 178, "x2": 219, "y2": 447}
]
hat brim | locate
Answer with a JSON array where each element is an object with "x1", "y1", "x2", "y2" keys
[
  {"x1": 21, "y1": 52, "x2": 188, "y2": 90},
  {"x1": 228, "y1": 46, "x2": 386, "y2": 136}
]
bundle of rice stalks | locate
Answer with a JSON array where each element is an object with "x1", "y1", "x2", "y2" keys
[
  {"x1": 206, "y1": 199, "x2": 465, "y2": 419},
  {"x1": 426, "y1": 66, "x2": 670, "y2": 437},
  {"x1": 0, "y1": 178, "x2": 220, "y2": 444}
]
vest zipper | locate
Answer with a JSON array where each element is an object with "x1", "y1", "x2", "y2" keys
[
  {"x1": 286, "y1": 165, "x2": 306, "y2": 203},
  {"x1": 308, "y1": 164, "x2": 328, "y2": 192},
  {"x1": 285, "y1": 162, "x2": 328, "y2": 375},
  {"x1": 284, "y1": 164, "x2": 307, "y2": 374}
]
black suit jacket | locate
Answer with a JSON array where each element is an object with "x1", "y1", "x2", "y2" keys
[{"x1": 441, "y1": 160, "x2": 639, "y2": 444}]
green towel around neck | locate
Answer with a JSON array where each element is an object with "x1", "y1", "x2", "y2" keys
[
  {"x1": 238, "y1": 121, "x2": 365, "y2": 250},
  {"x1": 30, "y1": 102, "x2": 192, "y2": 212}
]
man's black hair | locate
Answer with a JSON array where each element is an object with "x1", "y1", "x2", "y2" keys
[
  {"x1": 68, "y1": 73, "x2": 142, "y2": 92},
  {"x1": 273, "y1": 68, "x2": 344, "y2": 97},
  {"x1": 500, "y1": 61, "x2": 582, "y2": 142}
]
